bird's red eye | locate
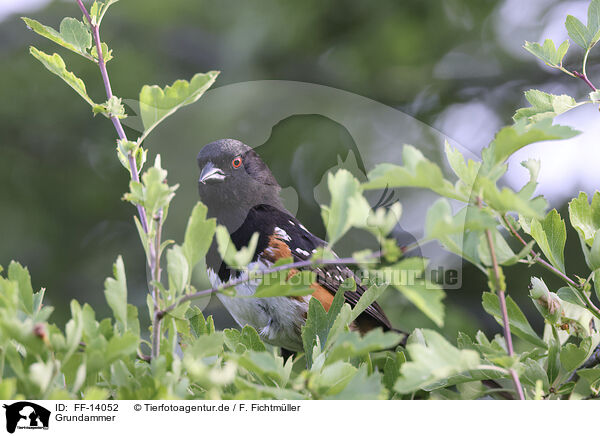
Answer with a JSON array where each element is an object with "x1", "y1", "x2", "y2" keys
[{"x1": 232, "y1": 156, "x2": 243, "y2": 168}]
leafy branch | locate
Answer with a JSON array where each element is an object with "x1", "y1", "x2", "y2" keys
[
  {"x1": 156, "y1": 250, "x2": 384, "y2": 321},
  {"x1": 525, "y1": 0, "x2": 600, "y2": 91},
  {"x1": 74, "y1": 0, "x2": 149, "y2": 232},
  {"x1": 503, "y1": 214, "x2": 600, "y2": 320},
  {"x1": 11, "y1": 0, "x2": 600, "y2": 401}
]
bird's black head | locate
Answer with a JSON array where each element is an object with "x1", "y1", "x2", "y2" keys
[{"x1": 197, "y1": 139, "x2": 285, "y2": 230}]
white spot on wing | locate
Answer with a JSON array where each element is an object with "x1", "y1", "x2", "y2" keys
[
  {"x1": 274, "y1": 226, "x2": 291, "y2": 241},
  {"x1": 295, "y1": 248, "x2": 310, "y2": 256}
]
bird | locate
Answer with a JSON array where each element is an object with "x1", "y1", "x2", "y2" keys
[{"x1": 197, "y1": 138, "x2": 402, "y2": 353}]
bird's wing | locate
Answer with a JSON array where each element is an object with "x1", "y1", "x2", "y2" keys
[{"x1": 223, "y1": 204, "x2": 393, "y2": 331}]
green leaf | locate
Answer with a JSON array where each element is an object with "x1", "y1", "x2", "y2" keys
[
  {"x1": 589, "y1": 0, "x2": 600, "y2": 44},
  {"x1": 547, "y1": 338, "x2": 560, "y2": 384},
  {"x1": 310, "y1": 361, "x2": 357, "y2": 397},
  {"x1": 566, "y1": 15, "x2": 592, "y2": 48},
  {"x1": 327, "y1": 365, "x2": 384, "y2": 400},
  {"x1": 167, "y1": 245, "x2": 188, "y2": 296},
  {"x1": 481, "y1": 119, "x2": 579, "y2": 173},
  {"x1": 560, "y1": 337, "x2": 592, "y2": 372},
  {"x1": 83, "y1": 387, "x2": 109, "y2": 400},
  {"x1": 138, "y1": 71, "x2": 219, "y2": 143},
  {"x1": 215, "y1": 225, "x2": 258, "y2": 269},
  {"x1": 425, "y1": 199, "x2": 497, "y2": 240},
  {"x1": 481, "y1": 292, "x2": 545, "y2": 348},
  {"x1": 302, "y1": 298, "x2": 329, "y2": 368},
  {"x1": 124, "y1": 157, "x2": 178, "y2": 214},
  {"x1": 365, "y1": 202, "x2": 402, "y2": 237},
  {"x1": 383, "y1": 257, "x2": 445, "y2": 327},
  {"x1": 64, "y1": 301, "x2": 84, "y2": 364},
  {"x1": 104, "y1": 256, "x2": 128, "y2": 333},
  {"x1": 394, "y1": 279, "x2": 445, "y2": 328},
  {"x1": 301, "y1": 288, "x2": 346, "y2": 367},
  {"x1": 394, "y1": 329, "x2": 481, "y2": 394},
  {"x1": 105, "y1": 332, "x2": 138, "y2": 362},
  {"x1": 577, "y1": 367, "x2": 600, "y2": 391},
  {"x1": 187, "y1": 332, "x2": 225, "y2": 358},
  {"x1": 477, "y1": 229, "x2": 517, "y2": 267},
  {"x1": 186, "y1": 307, "x2": 215, "y2": 337},
  {"x1": 444, "y1": 141, "x2": 481, "y2": 197},
  {"x1": 7, "y1": 261, "x2": 34, "y2": 314},
  {"x1": 325, "y1": 329, "x2": 403, "y2": 364},
  {"x1": 22, "y1": 17, "x2": 92, "y2": 59},
  {"x1": 254, "y1": 269, "x2": 316, "y2": 298},
  {"x1": 0, "y1": 379, "x2": 17, "y2": 400},
  {"x1": 143, "y1": 160, "x2": 177, "y2": 214},
  {"x1": 236, "y1": 351, "x2": 291, "y2": 387},
  {"x1": 182, "y1": 202, "x2": 216, "y2": 273},
  {"x1": 381, "y1": 353, "x2": 402, "y2": 391},
  {"x1": 95, "y1": 96, "x2": 126, "y2": 119},
  {"x1": 116, "y1": 143, "x2": 147, "y2": 177},
  {"x1": 589, "y1": 230, "x2": 600, "y2": 270},
  {"x1": 569, "y1": 191, "x2": 600, "y2": 246},
  {"x1": 563, "y1": 2, "x2": 600, "y2": 50},
  {"x1": 523, "y1": 39, "x2": 569, "y2": 67},
  {"x1": 321, "y1": 169, "x2": 370, "y2": 245},
  {"x1": 223, "y1": 325, "x2": 266, "y2": 353},
  {"x1": 557, "y1": 286, "x2": 587, "y2": 308},
  {"x1": 90, "y1": 0, "x2": 120, "y2": 26},
  {"x1": 29, "y1": 47, "x2": 95, "y2": 107},
  {"x1": 519, "y1": 159, "x2": 541, "y2": 199},
  {"x1": 444, "y1": 141, "x2": 480, "y2": 185},
  {"x1": 518, "y1": 358, "x2": 549, "y2": 390},
  {"x1": 478, "y1": 176, "x2": 546, "y2": 219},
  {"x1": 91, "y1": 42, "x2": 113, "y2": 63},
  {"x1": 59, "y1": 17, "x2": 92, "y2": 54},
  {"x1": 363, "y1": 145, "x2": 463, "y2": 201},
  {"x1": 350, "y1": 284, "x2": 388, "y2": 322},
  {"x1": 528, "y1": 209, "x2": 566, "y2": 272},
  {"x1": 513, "y1": 90, "x2": 581, "y2": 123}
]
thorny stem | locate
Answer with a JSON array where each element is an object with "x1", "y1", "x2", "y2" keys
[
  {"x1": 156, "y1": 251, "x2": 383, "y2": 321},
  {"x1": 478, "y1": 199, "x2": 525, "y2": 400},
  {"x1": 502, "y1": 214, "x2": 600, "y2": 320}
]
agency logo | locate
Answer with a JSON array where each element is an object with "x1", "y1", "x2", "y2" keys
[{"x1": 2, "y1": 402, "x2": 50, "y2": 433}]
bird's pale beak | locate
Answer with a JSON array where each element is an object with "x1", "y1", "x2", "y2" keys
[{"x1": 199, "y1": 161, "x2": 226, "y2": 184}]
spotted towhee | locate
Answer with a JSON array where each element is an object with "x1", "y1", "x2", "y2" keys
[{"x1": 197, "y1": 139, "x2": 401, "y2": 353}]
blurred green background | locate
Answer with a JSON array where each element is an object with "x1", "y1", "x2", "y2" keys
[{"x1": 1, "y1": 0, "x2": 597, "y2": 345}]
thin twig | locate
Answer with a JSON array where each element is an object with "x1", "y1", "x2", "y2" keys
[
  {"x1": 478, "y1": 200, "x2": 525, "y2": 400},
  {"x1": 573, "y1": 70, "x2": 597, "y2": 92},
  {"x1": 156, "y1": 251, "x2": 383, "y2": 320},
  {"x1": 150, "y1": 210, "x2": 163, "y2": 359}
]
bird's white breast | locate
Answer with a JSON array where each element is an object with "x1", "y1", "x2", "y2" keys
[{"x1": 207, "y1": 261, "x2": 309, "y2": 351}]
